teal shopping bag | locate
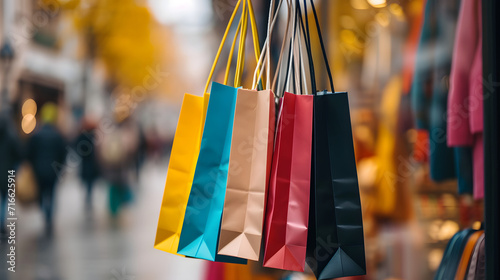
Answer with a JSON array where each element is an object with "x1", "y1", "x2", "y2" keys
[{"x1": 177, "y1": 82, "x2": 246, "y2": 263}]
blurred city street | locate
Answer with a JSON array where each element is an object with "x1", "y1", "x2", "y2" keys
[
  {"x1": 0, "y1": 0, "x2": 494, "y2": 279},
  {"x1": 0, "y1": 158, "x2": 205, "y2": 280}
]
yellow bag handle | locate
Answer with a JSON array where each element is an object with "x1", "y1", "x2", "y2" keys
[
  {"x1": 224, "y1": 9, "x2": 244, "y2": 85},
  {"x1": 234, "y1": 0, "x2": 248, "y2": 87},
  {"x1": 248, "y1": 0, "x2": 261, "y2": 65},
  {"x1": 204, "y1": 0, "x2": 261, "y2": 93},
  {"x1": 235, "y1": 0, "x2": 261, "y2": 88},
  {"x1": 204, "y1": 0, "x2": 243, "y2": 94}
]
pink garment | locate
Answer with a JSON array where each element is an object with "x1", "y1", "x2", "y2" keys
[
  {"x1": 448, "y1": 0, "x2": 483, "y2": 145},
  {"x1": 448, "y1": 0, "x2": 484, "y2": 199}
]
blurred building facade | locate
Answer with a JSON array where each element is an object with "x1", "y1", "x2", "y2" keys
[{"x1": 0, "y1": 0, "x2": 107, "y2": 136}]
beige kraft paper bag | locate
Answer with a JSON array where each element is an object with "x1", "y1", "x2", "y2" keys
[{"x1": 217, "y1": 88, "x2": 275, "y2": 260}]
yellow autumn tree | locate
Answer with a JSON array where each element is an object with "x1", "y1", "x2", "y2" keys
[{"x1": 55, "y1": 0, "x2": 161, "y2": 88}]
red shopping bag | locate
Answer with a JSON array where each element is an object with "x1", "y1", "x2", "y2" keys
[{"x1": 262, "y1": 91, "x2": 313, "y2": 271}]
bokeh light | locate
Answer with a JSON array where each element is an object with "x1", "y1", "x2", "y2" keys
[
  {"x1": 22, "y1": 98, "x2": 37, "y2": 117},
  {"x1": 22, "y1": 113, "x2": 37, "y2": 134},
  {"x1": 367, "y1": 0, "x2": 387, "y2": 8}
]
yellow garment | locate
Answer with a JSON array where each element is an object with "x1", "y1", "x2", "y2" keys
[
  {"x1": 367, "y1": 75, "x2": 414, "y2": 221},
  {"x1": 372, "y1": 76, "x2": 401, "y2": 216}
]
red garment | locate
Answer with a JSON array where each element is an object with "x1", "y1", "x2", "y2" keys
[
  {"x1": 402, "y1": 0, "x2": 427, "y2": 95},
  {"x1": 413, "y1": 129, "x2": 430, "y2": 162},
  {"x1": 448, "y1": 0, "x2": 483, "y2": 198}
]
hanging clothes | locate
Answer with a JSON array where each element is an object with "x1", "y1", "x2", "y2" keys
[
  {"x1": 448, "y1": 0, "x2": 484, "y2": 199},
  {"x1": 411, "y1": 0, "x2": 474, "y2": 194}
]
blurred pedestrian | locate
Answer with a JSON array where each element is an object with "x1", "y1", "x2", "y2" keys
[
  {"x1": 27, "y1": 103, "x2": 66, "y2": 234},
  {"x1": 99, "y1": 117, "x2": 138, "y2": 217},
  {"x1": 0, "y1": 111, "x2": 21, "y2": 235},
  {"x1": 74, "y1": 117, "x2": 100, "y2": 209}
]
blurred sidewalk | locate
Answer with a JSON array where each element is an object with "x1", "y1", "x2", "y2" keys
[{"x1": 1, "y1": 158, "x2": 205, "y2": 280}]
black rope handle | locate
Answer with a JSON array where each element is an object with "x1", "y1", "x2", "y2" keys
[
  {"x1": 303, "y1": 0, "x2": 335, "y2": 93},
  {"x1": 276, "y1": 0, "x2": 335, "y2": 95},
  {"x1": 282, "y1": 0, "x2": 315, "y2": 95}
]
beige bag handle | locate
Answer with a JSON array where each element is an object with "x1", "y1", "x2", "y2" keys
[
  {"x1": 271, "y1": 1, "x2": 297, "y2": 96},
  {"x1": 281, "y1": 1, "x2": 310, "y2": 96},
  {"x1": 251, "y1": 0, "x2": 283, "y2": 90}
]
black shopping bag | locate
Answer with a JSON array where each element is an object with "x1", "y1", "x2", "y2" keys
[{"x1": 306, "y1": 91, "x2": 366, "y2": 279}]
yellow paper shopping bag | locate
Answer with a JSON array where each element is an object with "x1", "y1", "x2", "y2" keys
[{"x1": 154, "y1": 93, "x2": 206, "y2": 254}]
